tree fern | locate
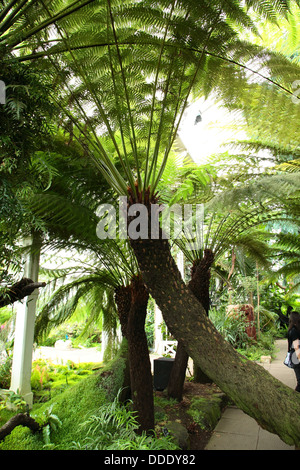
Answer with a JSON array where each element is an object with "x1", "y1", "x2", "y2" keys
[
  {"x1": 264, "y1": 232, "x2": 300, "y2": 292},
  {"x1": 35, "y1": 269, "x2": 119, "y2": 340},
  {"x1": 277, "y1": 159, "x2": 300, "y2": 173},
  {"x1": 2, "y1": 0, "x2": 297, "y2": 199}
]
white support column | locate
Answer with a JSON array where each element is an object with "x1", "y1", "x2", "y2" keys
[
  {"x1": 154, "y1": 302, "x2": 164, "y2": 354},
  {"x1": 10, "y1": 234, "x2": 41, "y2": 408}
]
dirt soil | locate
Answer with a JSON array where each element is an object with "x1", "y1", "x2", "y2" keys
[{"x1": 154, "y1": 381, "x2": 225, "y2": 450}]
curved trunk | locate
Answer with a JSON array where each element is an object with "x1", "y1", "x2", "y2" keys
[
  {"x1": 167, "y1": 250, "x2": 213, "y2": 399},
  {"x1": 0, "y1": 278, "x2": 46, "y2": 308},
  {"x1": 114, "y1": 279, "x2": 154, "y2": 434},
  {"x1": 189, "y1": 250, "x2": 214, "y2": 384},
  {"x1": 130, "y1": 235, "x2": 300, "y2": 447},
  {"x1": 0, "y1": 413, "x2": 41, "y2": 442},
  {"x1": 167, "y1": 341, "x2": 189, "y2": 401}
]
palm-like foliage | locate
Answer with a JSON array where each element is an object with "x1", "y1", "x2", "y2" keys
[
  {"x1": 28, "y1": 147, "x2": 158, "y2": 431},
  {"x1": 24, "y1": 145, "x2": 138, "y2": 340},
  {"x1": 266, "y1": 232, "x2": 300, "y2": 293},
  {"x1": 2, "y1": 0, "x2": 299, "y2": 200},
  {"x1": 170, "y1": 150, "x2": 300, "y2": 269},
  {"x1": 35, "y1": 248, "x2": 134, "y2": 348},
  {"x1": 196, "y1": 15, "x2": 300, "y2": 290},
  {"x1": 206, "y1": 3, "x2": 300, "y2": 170}
]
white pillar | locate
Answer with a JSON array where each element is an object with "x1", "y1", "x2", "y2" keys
[
  {"x1": 99, "y1": 330, "x2": 109, "y2": 362},
  {"x1": 154, "y1": 302, "x2": 164, "y2": 354},
  {"x1": 10, "y1": 234, "x2": 41, "y2": 408}
]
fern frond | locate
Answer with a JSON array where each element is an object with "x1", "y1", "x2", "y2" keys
[
  {"x1": 35, "y1": 270, "x2": 118, "y2": 340},
  {"x1": 277, "y1": 159, "x2": 300, "y2": 173},
  {"x1": 3, "y1": 0, "x2": 296, "y2": 197}
]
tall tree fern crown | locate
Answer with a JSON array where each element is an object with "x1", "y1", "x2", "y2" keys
[{"x1": 1, "y1": 0, "x2": 298, "y2": 199}]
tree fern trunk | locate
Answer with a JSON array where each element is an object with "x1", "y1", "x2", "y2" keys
[
  {"x1": 167, "y1": 250, "x2": 213, "y2": 400},
  {"x1": 167, "y1": 341, "x2": 189, "y2": 401},
  {"x1": 127, "y1": 277, "x2": 154, "y2": 434},
  {"x1": 130, "y1": 236, "x2": 300, "y2": 447},
  {"x1": 189, "y1": 249, "x2": 214, "y2": 314},
  {"x1": 189, "y1": 250, "x2": 214, "y2": 384},
  {"x1": 114, "y1": 279, "x2": 154, "y2": 434},
  {"x1": 114, "y1": 286, "x2": 132, "y2": 403}
]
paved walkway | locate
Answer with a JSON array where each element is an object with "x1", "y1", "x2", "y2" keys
[
  {"x1": 33, "y1": 345, "x2": 103, "y2": 364},
  {"x1": 205, "y1": 339, "x2": 296, "y2": 450}
]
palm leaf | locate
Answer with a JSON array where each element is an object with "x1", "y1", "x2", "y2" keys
[{"x1": 35, "y1": 270, "x2": 118, "y2": 340}]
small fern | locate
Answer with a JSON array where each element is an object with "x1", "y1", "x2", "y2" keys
[
  {"x1": 72, "y1": 389, "x2": 178, "y2": 450},
  {"x1": 33, "y1": 404, "x2": 62, "y2": 448}
]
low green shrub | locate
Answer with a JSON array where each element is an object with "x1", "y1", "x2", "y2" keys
[
  {"x1": 0, "y1": 355, "x2": 12, "y2": 389},
  {"x1": 72, "y1": 391, "x2": 179, "y2": 451},
  {"x1": 209, "y1": 307, "x2": 250, "y2": 349},
  {"x1": 30, "y1": 359, "x2": 99, "y2": 402},
  {"x1": 0, "y1": 339, "x2": 129, "y2": 450},
  {"x1": 188, "y1": 397, "x2": 222, "y2": 431},
  {"x1": 237, "y1": 331, "x2": 276, "y2": 361},
  {"x1": 0, "y1": 371, "x2": 108, "y2": 450}
]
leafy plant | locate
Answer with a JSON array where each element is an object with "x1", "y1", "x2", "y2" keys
[
  {"x1": 209, "y1": 307, "x2": 251, "y2": 349},
  {"x1": 30, "y1": 359, "x2": 97, "y2": 403},
  {"x1": 33, "y1": 404, "x2": 62, "y2": 449},
  {"x1": 72, "y1": 389, "x2": 178, "y2": 450},
  {"x1": 0, "y1": 355, "x2": 12, "y2": 389},
  {"x1": 0, "y1": 390, "x2": 27, "y2": 413},
  {"x1": 31, "y1": 364, "x2": 51, "y2": 391},
  {"x1": 237, "y1": 331, "x2": 276, "y2": 361}
]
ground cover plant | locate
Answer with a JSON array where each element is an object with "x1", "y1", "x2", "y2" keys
[
  {"x1": 0, "y1": 349, "x2": 186, "y2": 450},
  {"x1": 30, "y1": 359, "x2": 100, "y2": 403},
  {"x1": 0, "y1": 363, "x2": 228, "y2": 450}
]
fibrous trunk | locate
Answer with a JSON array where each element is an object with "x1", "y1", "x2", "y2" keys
[
  {"x1": 0, "y1": 413, "x2": 41, "y2": 442},
  {"x1": 114, "y1": 277, "x2": 154, "y2": 434},
  {"x1": 167, "y1": 250, "x2": 213, "y2": 400},
  {"x1": 0, "y1": 278, "x2": 46, "y2": 308},
  {"x1": 130, "y1": 234, "x2": 300, "y2": 447},
  {"x1": 189, "y1": 250, "x2": 214, "y2": 384},
  {"x1": 189, "y1": 249, "x2": 214, "y2": 314},
  {"x1": 166, "y1": 341, "x2": 189, "y2": 401},
  {"x1": 114, "y1": 286, "x2": 132, "y2": 403}
]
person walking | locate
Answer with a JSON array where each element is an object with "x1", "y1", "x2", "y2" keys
[{"x1": 288, "y1": 311, "x2": 300, "y2": 392}]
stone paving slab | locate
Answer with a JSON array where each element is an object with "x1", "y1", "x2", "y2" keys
[
  {"x1": 214, "y1": 407, "x2": 259, "y2": 436},
  {"x1": 206, "y1": 405, "x2": 294, "y2": 450},
  {"x1": 206, "y1": 429, "x2": 259, "y2": 451},
  {"x1": 205, "y1": 339, "x2": 296, "y2": 451}
]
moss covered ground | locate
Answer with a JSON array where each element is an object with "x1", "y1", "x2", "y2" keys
[
  {"x1": 0, "y1": 343, "x2": 128, "y2": 450},
  {"x1": 0, "y1": 342, "x2": 226, "y2": 450}
]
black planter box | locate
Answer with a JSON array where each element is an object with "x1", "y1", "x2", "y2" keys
[{"x1": 153, "y1": 357, "x2": 175, "y2": 391}]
